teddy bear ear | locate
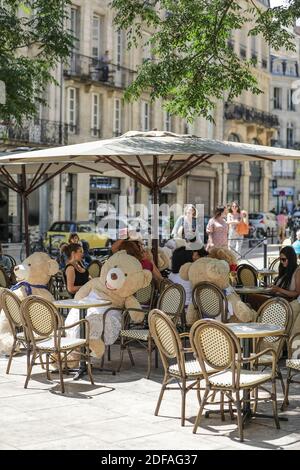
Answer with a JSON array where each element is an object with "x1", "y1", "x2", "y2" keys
[
  {"x1": 142, "y1": 269, "x2": 152, "y2": 288},
  {"x1": 48, "y1": 259, "x2": 59, "y2": 276},
  {"x1": 179, "y1": 262, "x2": 192, "y2": 280}
]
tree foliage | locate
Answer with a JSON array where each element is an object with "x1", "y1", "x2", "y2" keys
[
  {"x1": 0, "y1": 0, "x2": 74, "y2": 123},
  {"x1": 111, "y1": 0, "x2": 300, "y2": 121}
]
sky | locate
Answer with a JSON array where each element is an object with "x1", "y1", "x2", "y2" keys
[{"x1": 270, "y1": 0, "x2": 289, "y2": 6}]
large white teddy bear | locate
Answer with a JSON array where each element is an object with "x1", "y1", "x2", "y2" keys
[
  {"x1": 65, "y1": 250, "x2": 152, "y2": 357},
  {"x1": 0, "y1": 252, "x2": 59, "y2": 355},
  {"x1": 179, "y1": 257, "x2": 255, "y2": 326}
]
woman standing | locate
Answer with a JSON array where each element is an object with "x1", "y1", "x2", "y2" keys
[
  {"x1": 171, "y1": 205, "x2": 201, "y2": 243},
  {"x1": 227, "y1": 201, "x2": 247, "y2": 255},
  {"x1": 64, "y1": 243, "x2": 90, "y2": 296},
  {"x1": 206, "y1": 205, "x2": 228, "y2": 251}
]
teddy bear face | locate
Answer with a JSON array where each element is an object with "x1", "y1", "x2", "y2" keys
[
  {"x1": 100, "y1": 250, "x2": 152, "y2": 298},
  {"x1": 14, "y1": 252, "x2": 59, "y2": 285},
  {"x1": 180, "y1": 257, "x2": 229, "y2": 290}
]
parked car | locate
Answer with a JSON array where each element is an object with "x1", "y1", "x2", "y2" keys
[
  {"x1": 45, "y1": 221, "x2": 110, "y2": 249},
  {"x1": 248, "y1": 212, "x2": 278, "y2": 238}
]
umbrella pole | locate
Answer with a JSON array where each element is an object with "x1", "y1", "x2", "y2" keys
[
  {"x1": 21, "y1": 166, "x2": 30, "y2": 258},
  {"x1": 152, "y1": 156, "x2": 159, "y2": 266}
]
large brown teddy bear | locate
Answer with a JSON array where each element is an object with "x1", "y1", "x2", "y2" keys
[
  {"x1": 179, "y1": 257, "x2": 255, "y2": 326},
  {"x1": 67, "y1": 251, "x2": 152, "y2": 357},
  {"x1": 0, "y1": 252, "x2": 59, "y2": 355}
]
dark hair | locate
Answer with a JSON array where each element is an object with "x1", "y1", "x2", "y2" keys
[
  {"x1": 228, "y1": 200, "x2": 241, "y2": 214},
  {"x1": 115, "y1": 239, "x2": 143, "y2": 262},
  {"x1": 68, "y1": 232, "x2": 79, "y2": 243},
  {"x1": 193, "y1": 247, "x2": 208, "y2": 258},
  {"x1": 63, "y1": 243, "x2": 82, "y2": 259},
  {"x1": 172, "y1": 246, "x2": 193, "y2": 273},
  {"x1": 275, "y1": 246, "x2": 298, "y2": 289},
  {"x1": 214, "y1": 205, "x2": 226, "y2": 218}
]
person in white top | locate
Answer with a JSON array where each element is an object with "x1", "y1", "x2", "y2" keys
[{"x1": 227, "y1": 201, "x2": 247, "y2": 255}]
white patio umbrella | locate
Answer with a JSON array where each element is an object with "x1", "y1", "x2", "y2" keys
[{"x1": 1, "y1": 130, "x2": 300, "y2": 258}]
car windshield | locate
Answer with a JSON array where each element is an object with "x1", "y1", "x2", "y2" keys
[
  {"x1": 77, "y1": 223, "x2": 94, "y2": 233},
  {"x1": 249, "y1": 213, "x2": 263, "y2": 220}
]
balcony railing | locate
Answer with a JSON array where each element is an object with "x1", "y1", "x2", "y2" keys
[
  {"x1": 224, "y1": 102, "x2": 279, "y2": 128},
  {"x1": 0, "y1": 119, "x2": 69, "y2": 145},
  {"x1": 64, "y1": 53, "x2": 136, "y2": 89}
]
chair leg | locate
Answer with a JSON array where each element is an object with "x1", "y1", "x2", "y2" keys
[
  {"x1": 220, "y1": 392, "x2": 225, "y2": 421},
  {"x1": 281, "y1": 368, "x2": 291, "y2": 410},
  {"x1": 64, "y1": 353, "x2": 69, "y2": 374},
  {"x1": 228, "y1": 392, "x2": 235, "y2": 420},
  {"x1": 272, "y1": 379, "x2": 280, "y2": 429},
  {"x1": 127, "y1": 346, "x2": 135, "y2": 366},
  {"x1": 107, "y1": 345, "x2": 111, "y2": 362},
  {"x1": 252, "y1": 387, "x2": 258, "y2": 414},
  {"x1": 155, "y1": 376, "x2": 168, "y2": 416},
  {"x1": 193, "y1": 386, "x2": 209, "y2": 434},
  {"x1": 277, "y1": 366, "x2": 285, "y2": 396},
  {"x1": 86, "y1": 351, "x2": 94, "y2": 385},
  {"x1": 146, "y1": 338, "x2": 152, "y2": 380},
  {"x1": 6, "y1": 339, "x2": 17, "y2": 374},
  {"x1": 46, "y1": 353, "x2": 51, "y2": 381},
  {"x1": 234, "y1": 390, "x2": 244, "y2": 442},
  {"x1": 26, "y1": 344, "x2": 31, "y2": 376},
  {"x1": 196, "y1": 379, "x2": 201, "y2": 406},
  {"x1": 24, "y1": 351, "x2": 36, "y2": 389},
  {"x1": 181, "y1": 379, "x2": 187, "y2": 426},
  {"x1": 57, "y1": 352, "x2": 65, "y2": 394}
]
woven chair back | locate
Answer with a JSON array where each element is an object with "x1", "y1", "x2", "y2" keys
[
  {"x1": 256, "y1": 298, "x2": 292, "y2": 349},
  {"x1": 0, "y1": 288, "x2": 22, "y2": 331},
  {"x1": 0, "y1": 266, "x2": 10, "y2": 288},
  {"x1": 21, "y1": 296, "x2": 60, "y2": 342},
  {"x1": 149, "y1": 309, "x2": 182, "y2": 366},
  {"x1": 134, "y1": 281, "x2": 155, "y2": 306},
  {"x1": 192, "y1": 282, "x2": 227, "y2": 322},
  {"x1": 190, "y1": 320, "x2": 240, "y2": 377},
  {"x1": 158, "y1": 283, "x2": 185, "y2": 317},
  {"x1": 237, "y1": 264, "x2": 258, "y2": 287},
  {"x1": 88, "y1": 260, "x2": 102, "y2": 278}
]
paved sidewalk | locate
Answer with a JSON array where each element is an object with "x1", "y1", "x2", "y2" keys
[{"x1": 0, "y1": 345, "x2": 300, "y2": 450}]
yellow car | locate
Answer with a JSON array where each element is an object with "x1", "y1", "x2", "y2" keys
[{"x1": 45, "y1": 221, "x2": 110, "y2": 249}]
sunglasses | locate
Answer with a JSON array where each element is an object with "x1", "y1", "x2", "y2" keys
[{"x1": 280, "y1": 257, "x2": 287, "y2": 262}]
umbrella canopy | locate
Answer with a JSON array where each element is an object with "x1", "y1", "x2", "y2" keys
[{"x1": 1, "y1": 130, "x2": 300, "y2": 258}]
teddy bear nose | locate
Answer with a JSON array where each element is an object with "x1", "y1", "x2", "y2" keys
[{"x1": 111, "y1": 272, "x2": 118, "y2": 280}]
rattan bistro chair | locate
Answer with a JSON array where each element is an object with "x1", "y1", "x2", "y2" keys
[
  {"x1": 20, "y1": 296, "x2": 94, "y2": 393},
  {"x1": 149, "y1": 309, "x2": 206, "y2": 426},
  {"x1": 192, "y1": 282, "x2": 229, "y2": 323},
  {"x1": 87, "y1": 260, "x2": 102, "y2": 279},
  {"x1": 252, "y1": 298, "x2": 292, "y2": 395},
  {"x1": 282, "y1": 331, "x2": 300, "y2": 410},
  {"x1": 237, "y1": 264, "x2": 258, "y2": 287},
  {"x1": 118, "y1": 283, "x2": 186, "y2": 378},
  {"x1": 0, "y1": 266, "x2": 11, "y2": 288},
  {"x1": 190, "y1": 320, "x2": 280, "y2": 442}
]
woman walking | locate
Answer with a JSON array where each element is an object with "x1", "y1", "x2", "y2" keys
[
  {"x1": 227, "y1": 201, "x2": 248, "y2": 255},
  {"x1": 206, "y1": 205, "x2": 228, "y2": 251},
  {"x1": 171, "y1": 205, "x2": 201, "y2": 243}
]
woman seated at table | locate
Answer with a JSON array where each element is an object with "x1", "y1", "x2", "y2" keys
[
  {"x1": 247, "y1": 246, "x2": 300, "y2": 311},
  {"x1": 270, "y1": 246, "x2": 300, "y2": 299},
  {"x1": 64, "y1": 243, "x2": 90, "y2": 296}
]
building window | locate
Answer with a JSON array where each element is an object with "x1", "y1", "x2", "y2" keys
[
  {"x1": 141, "y1": 101, "x2": 150, "y2": 131},
  {"x1": 115, "y1": 29, "x2": 123, "y2": 65},
  {"x1": 91, "y1": 93, "x2": 100, "y2": 137},
  {"x1": 142, "y1": 32, "x2": 151, "y2": 62},
  {"x1": 273, "y1": 87, "x2": 282, "y2": 110},
  {"x1": 287, "y1": 124, "x2": 294, "y2": 148},
  {"x1": 67, "y1": 87, "x2": 78, "y2": 134},
  {"x1": 113, "y1": 98, "x2": 122, "y2": 136},
  {"x1": 249, "y1": 162, "x2": 262, "y2": 212},
  {"x1": 228, "y1": 133, "x2": 241, "y2": 142},
  {"x1": 227, "y1": 163, "x2": 241, "y2": 203},
  {"x1": 70, "y1": 6, "x2": 80, "y2": 49},
  {"x1": 91, "y1": 14, "x2": 102, "y2": 59},
  {"x1": 262, "y1": 58, "x2": 268, "y2": 69},
  {"x1": 287, "y1": 89, "x2": 295, "y2": 111},
  {"x1": 239, "y1": 45, "x2": 246, "y2": 59},
  {"x1": 163, "y1": 110, "x2": 172, "y2": 132}
]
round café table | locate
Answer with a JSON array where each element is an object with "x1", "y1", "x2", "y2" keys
[
  {"x1": 257, "y1": 269, "x2": 277, "y2": 285},
  {"x1": 53, "y1": 298, "x2": 112, "y2": 380},
  {"x1": 234, "y1": 286, "x2": 274, "y2": 302},
  {"x1": 227, "y1": 322, "x2": 286, "y2": 423}
]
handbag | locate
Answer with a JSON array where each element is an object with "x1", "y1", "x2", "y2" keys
[{"x1": 236, "y1": 220, "x2": 249, "y2": 236}]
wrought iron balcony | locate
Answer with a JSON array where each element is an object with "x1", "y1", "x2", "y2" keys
[
  {"x1": 64, "y1": 53, "x2": 136, "y2": 89},
  {"x1": 224, "y1": 102, "x2": 279, "y2": 128},
  {"x1": 0, "y1": 119, "x2": 69, "y2": 145}
]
